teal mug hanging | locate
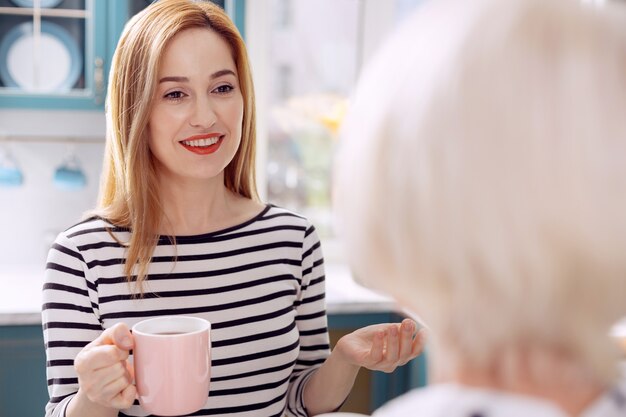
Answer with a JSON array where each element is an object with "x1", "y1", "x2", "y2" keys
[
  {"x1": 53, "y1": 145, "x2": 86, "y2": 190},
  {"x1": 0, "y1": 146, "x2": 23, "y2": 187}
]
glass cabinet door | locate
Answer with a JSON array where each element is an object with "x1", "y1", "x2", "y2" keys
[
  {"x1": 118, "y1": 0, "x2": 243, "y2": 40},
  {"x1": 0, "y1": 0, "x2": 107, "y2": 110}
]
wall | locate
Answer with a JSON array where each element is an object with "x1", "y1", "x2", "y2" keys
[{"x1": 0, "y1": 109, "x2": 105, "y2": 268}]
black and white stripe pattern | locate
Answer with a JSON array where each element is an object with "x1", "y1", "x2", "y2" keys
[{"x1": 42, "y1": 205, "x2": 329, "y2": 417}]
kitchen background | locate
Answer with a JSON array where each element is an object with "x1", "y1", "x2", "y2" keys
[
  {"x1": 0, "y1": 1, "x2": 625, "y2": 416},
  {"x1": 0, "y1": 1, "x2": 427, "y2": 416},
  {"x1": 0, "y1": 0, "x2": 423, "y2": 270}
]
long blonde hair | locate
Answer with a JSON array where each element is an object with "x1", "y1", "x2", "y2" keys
[{"x1": 95, "y1": 0, "x2": 258, "y2": 289}]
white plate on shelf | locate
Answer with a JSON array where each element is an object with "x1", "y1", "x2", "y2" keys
[
  {"x1": 0, "y1": 21, "x2": 82, "y2": 92},
  {"x1": 10, "y1": 0, "x2": 63, "y2": 7}
]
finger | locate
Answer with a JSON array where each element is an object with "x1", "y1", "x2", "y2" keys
[
  {"x1": 111, "y1": 323, "x2": 134, "y2": 350},
  {"x1": 81, "y1": 345, "x2": 129, "y2": 370},
  {"x1": 411, "y1": 328, "x2": 427, "y2": 357},
  {"x1": 89, "y1": 361, "x2": 129, "y2": 391},
  {"x1": 397, "y1": 319, "x2": 416, "y2": 364},
  {"x1": 369, "y1": 330, "x2": 385, "y2": 363},
  {"x1": 384, "y1": 324, "x2": 400, "y2": 364},
  {"x1": 125, "y1": 359, "x2": 135, "y2": 382},
  {"x1": 77, "y1": 360, "x2": 128, "y2": 404},
  {"x1": 90, "y1": 323, "x2": 133, "y2": 351},
  {"x1": 100, "y1": 374, "x2": 134, "y2": 409},
  {"x1": 110, "y1": 384, "x2": 137, "y2": 410}
]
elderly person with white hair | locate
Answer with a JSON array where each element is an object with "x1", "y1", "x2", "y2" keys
[{"x1": 335, "y1": 0, "x2": 626, "y2": 416}]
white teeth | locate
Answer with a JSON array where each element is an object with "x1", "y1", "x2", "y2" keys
[{"x1": 181, "y1": 137, "x2": 220, "y2": 147}]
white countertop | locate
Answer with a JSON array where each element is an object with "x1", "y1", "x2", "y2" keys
[
  {"x1": 0, "y1": 263, "x2": 398, "y2": 326},
  {"x1": 3, "y1": 264, "x2": 625, "y2": 345},
  {"x1": 0, "y1": 265, "x2": 46, "y2": 325}
]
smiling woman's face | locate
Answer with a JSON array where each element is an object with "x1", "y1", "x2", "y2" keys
[{"x1": 148, "y1": 27, "x2": 244, "y2": 186}]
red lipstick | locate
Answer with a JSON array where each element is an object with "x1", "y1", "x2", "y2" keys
[{"x1": 179, "y1": 133, "x2": 223, "y2": 155}]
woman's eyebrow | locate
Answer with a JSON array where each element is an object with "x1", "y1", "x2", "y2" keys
[
  {"x1": 158, "y1": 69, "x2": 236, "y2": 84},
  {"x1": 210, "y1": 69, "x2": 237, "y2": 79},
  {"x1": 159, "y1": 76, "x2": 188, "y2": 83}
]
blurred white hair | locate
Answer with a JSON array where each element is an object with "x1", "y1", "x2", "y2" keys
[{"x1": 335, "y1": 0, "x2": 626, "y2": 383}]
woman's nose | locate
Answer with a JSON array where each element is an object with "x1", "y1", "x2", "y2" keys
[{"x1": 189, "y1": 97, "x2": 217, "y2": 128}]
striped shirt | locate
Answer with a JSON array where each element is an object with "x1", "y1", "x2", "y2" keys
[{"x1": 42, "y1": 204, "x2": 330, "y2": 417}]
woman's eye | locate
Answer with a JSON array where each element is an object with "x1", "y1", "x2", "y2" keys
[
  {"x1": 164, "y1": 91, "x2": 185, "y2": 100},
  {"x1": 214, "y1": 84, "x2": 234, "y2": 94}
]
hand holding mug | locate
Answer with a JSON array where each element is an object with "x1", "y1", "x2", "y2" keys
[
  {"x1": 73, "y1": 323, "x2": 136, "y2": 410},
  {"x1": 71, "y1": 317, "x2": 210, "y2": 416}
]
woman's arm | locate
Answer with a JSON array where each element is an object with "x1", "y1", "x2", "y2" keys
[
  {"x1": 284, "y1": 223, "x2": 333, "y2": 416},
  {"x1": 43, "y1": 233, "x2": 134, "y2": 417},
  {"x1": 303, "y1": 320, "x2": 424, "y2": 415},
  {"x1": 291, "y1": 222, "x2": 425, "y2": 415}
]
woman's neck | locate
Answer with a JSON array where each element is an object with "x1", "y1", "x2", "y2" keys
[{"x1": 156, "y1": 174, "x2": 259, "y2": 236}]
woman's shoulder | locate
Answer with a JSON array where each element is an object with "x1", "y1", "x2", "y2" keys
[
  {"x1": 259, "y1": 204, "x2": 315, "y2": 230},
  {"x1": 56, "y1": 216, "x2": 128, "y2": 247}
]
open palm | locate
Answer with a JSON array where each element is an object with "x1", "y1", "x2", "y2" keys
[{"x1": 334, "y1": 319, "x2": 426, "y2": 373}]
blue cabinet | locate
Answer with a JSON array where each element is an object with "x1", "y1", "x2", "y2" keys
[
  {"x1": 0, "y1": 0, "x2": 108, "y2": 110},
  {"x1": 0, "y1": 0, "x2": 246, "y2": 111},
  {"x1": 0, "y1": 325, "x2": 48, "y2": 417}
]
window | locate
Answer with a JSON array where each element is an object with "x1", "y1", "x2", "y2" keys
[{"x1": 248, "y1": 0, "x2": 423, "y2": 258}]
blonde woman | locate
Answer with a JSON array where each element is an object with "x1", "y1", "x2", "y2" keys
[
  {"x1": 41, "y1": 1, "x2": 423, "y2": 416},
  {"x1": 335, "y1": 0, "x2": 626, "y2": 416}
]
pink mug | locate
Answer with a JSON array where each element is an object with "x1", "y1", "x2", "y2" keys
[{"x1": 132, "y1": 316, "x2": 211, "y2": 416}]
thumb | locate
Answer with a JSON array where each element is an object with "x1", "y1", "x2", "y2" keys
[
  {"x1": 111, "y1": 322, "x2": 134, "y2": 350},
  {"x1": 93, "y1": 322, "x2": 134, "y2": 351}
]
